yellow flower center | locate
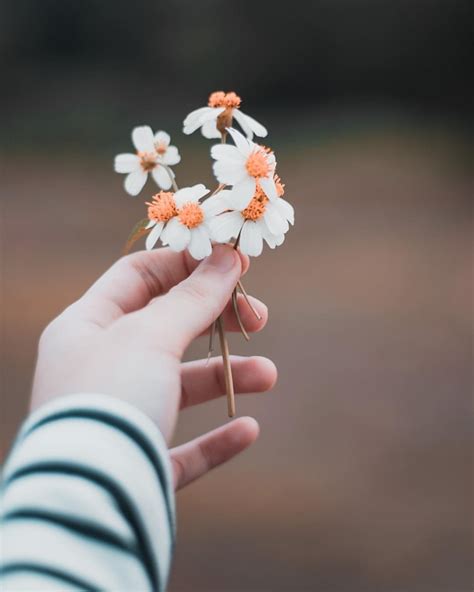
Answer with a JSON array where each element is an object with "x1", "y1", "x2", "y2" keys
[
  {"x1": 146, "y1": 191, "x2": 177, "y2": 222},
  {"x1": 241, "y1": 184, "x2": 269, "y2": 221},
  {"x1": 245, "y1": 149, "x2": 271, "y2": 178},
  {"x1": 139, "y1": 151, "x2": 157, "y2": 172},
  {"x1": 178, "y1": 202, "x2": 204, "y2": 229}
]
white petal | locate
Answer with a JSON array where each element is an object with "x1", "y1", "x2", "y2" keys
[
  {"x1": 274, "y1": 198, "x2": 295, "y2": 225},
  {"x1": 232, "y1": 177, "x2": 256, "y2": 207},
  {"x1": 145, "y1": 221, "x2": 164, "y2": 250},
  {"x1": 174, "y1": 184, "x2": 209, "y2": 207},
  {"x1": 161, "y1": 217, "x2": 191, "y2": 251},
  {"x1": 152, "y1": 166, "x2": 173, "y2": 190},
  {"x1": 124, "y1": 170, "x2": 147, "y2": 196},
  {"x1": 208, "y1": 211, "x2": 244, "y2": 242},
  {"x1": 153, "y1": 131, "x2": 170, "y2": 147},
  {"x1": 183, "y1": 108, "x2": 223, "y2": 135},
  {"x1": 225, "y1": 185, "x2": 255, "y2": 209},
  {"x1": 212, "y1": 160, "x2": 247, "y2": 185},
  {"x1": 237, "y1": 110, "x2": 268, "y2": 138},
  {"x1": 202, "y1": 194, "x2": 230, "y2": 217},
  {"x1": 183, "y1": 106, "x2": 213, "y2": 127},
  {"x1": 240, "y1": 220, "x2": 263, "y2": 257},
  {"x1": 264, "y1": 202, "x2": 289, "y2": 235},
  {"x1": 227, "y1": 127, "x2": 252, "y2": 156},
  {"x1": 210, "y1": 144, "x2": 245, "y2": 163},
  {"x1": 132, "y1": 126, "x2": 155, "y2": 153},
  {"x1": 162, "y1": 146, "x2": 181, "y2": 166},
  {"x1": 201, "y1": 119, "x2": 221, "y2": 139},
  {"x1": 232, "y1": 109, "x2": 254, "y2": 140},
  {"x1": 114, "y1": 153, "x2": 140, "y2": 173},
  {"x1": 259, "y1": 176, "x2": 278, "y2": 201},
  {"x1": 188, "y1": 226, "x2": 212, "y2": 260},
  {"x1": 145, "y1": 219, "x2": 156, "y2": 229}
]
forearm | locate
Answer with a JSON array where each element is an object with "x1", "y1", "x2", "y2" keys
[{"x1": 1, "y1": 394, "x2": 176, "y2": 591}]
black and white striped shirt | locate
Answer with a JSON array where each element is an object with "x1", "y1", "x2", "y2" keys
[{"x1": 0, "y1": 394, "x2": 176, "y2": 591}]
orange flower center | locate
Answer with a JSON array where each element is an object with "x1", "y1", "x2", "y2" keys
[
  {"x1": 178, "y1": 202, "x2": 204, "y2": 229},
  {"x1": 208, "y1": 90, "x2": 242, "y2": 109},
  {"x1": 242, "y1": 184, "x2": 269, "y2": 221},
  {"x1": 154, "y1": 142, "x2": 167, "y2": 156},
  {"x1": 139, "y1": 151, "x2": 157, "y2": 172},
  {"x1": 245, "y1": 149, "x2": 271, "y2": 178},
  {"x1": 146, "y1": 191, "x2": 177, "y2": 223},
  {"x1": 274, "y1": 174, "x2": 285, "y2": 197}
]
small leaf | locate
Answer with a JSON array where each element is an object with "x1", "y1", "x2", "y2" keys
[{"x1": 123, "y1": 218, "x2": 151, "y2": 255}]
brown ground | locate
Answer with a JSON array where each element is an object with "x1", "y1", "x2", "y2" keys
[{"x1": 1, "y1": 125, "x2": 472, "y2": 591}]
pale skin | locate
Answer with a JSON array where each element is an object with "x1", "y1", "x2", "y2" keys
[{"x1": 31, "y1": 244, "x2": 277, "y2": 490}]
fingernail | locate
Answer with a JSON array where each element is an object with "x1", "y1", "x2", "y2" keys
[{"x1": 207, "y1": 245, "x2": 238, "y2": 272}]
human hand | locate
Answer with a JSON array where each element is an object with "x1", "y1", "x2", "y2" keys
[{"x1": 31, "y1": 245, "x2": 277, "y2": 489}]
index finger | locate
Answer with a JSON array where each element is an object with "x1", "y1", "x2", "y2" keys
[{"x1": 76, "y1": 247, "x2": 249, "y2": 326}]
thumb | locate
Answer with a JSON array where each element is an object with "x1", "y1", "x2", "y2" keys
[{"x1": 138, "y1": 244, "x2": 242, "y2": 354}]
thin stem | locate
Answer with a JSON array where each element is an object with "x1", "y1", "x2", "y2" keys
[
  {"x1": 161, "y1": 164, "x2": 179, "y2": 192},
  {"x1": 206, "y1": 320, "x2": 216, "y2": 364},
  {"x1": 237, "y1": 280, "x2": 262, "y2": 320},
  {"x1": 232, "y1": 290, "x2": 250, "y2": 341},
  {"x1": 216, "y1": 315, "x2": 235, "y2": 417}
]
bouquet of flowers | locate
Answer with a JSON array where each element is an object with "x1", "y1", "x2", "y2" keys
[{"x1": 114, "y1": 91, "x2": 294, "y2": 417}]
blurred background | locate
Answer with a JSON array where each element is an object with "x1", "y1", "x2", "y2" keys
[{"x1": 1, "y1": 1, "x2": 472, "y2": 590}]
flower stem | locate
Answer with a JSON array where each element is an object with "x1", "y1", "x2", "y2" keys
[
  {"x1": 216, "y1": 315, "x2": 235, "y2": 417},
  {"x1": 162, "y1": 164, "x2": 179, "y2": 192}
]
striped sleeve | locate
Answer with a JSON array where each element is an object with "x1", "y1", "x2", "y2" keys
[{"x1": 0, "y1": 394, "x2": 176, "y2": 591}]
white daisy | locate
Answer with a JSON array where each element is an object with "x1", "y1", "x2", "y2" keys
[
  {"x1": 114, "y1": 126, "x2": 181, "y2": 196},
  {"x1": 183, "y1": 91, "x2": 267, "y2": 140},
  {"x1": 211, "y1": 127, "x2": 279, "y2": 206},
  {"x1": 209, "y1": 176, "x2": 294, "y2": 257},
  {"x1": 146, "y1": 184, "x2": 227, "y2": 260}
]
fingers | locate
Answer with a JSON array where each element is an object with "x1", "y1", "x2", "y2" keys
[
  {"x1": 180, "y1": 356, "x2": 277, "y2": 409},
  {"x1": 200, "y1": 294, "x2": 267, "y2": 336},
  {"x1": 137, "y1": 245, "x2": 243, "y2": 354},
  {"x1": 77, "y1": 246, "x2": 249, "y2": 327},
  {"x1": 170, "y1": 417, "x2": 259, "y2": 490}
]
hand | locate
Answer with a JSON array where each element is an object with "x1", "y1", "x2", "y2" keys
[{"x1": 31, "y1": 245, "x2": 277, "y2": 490}]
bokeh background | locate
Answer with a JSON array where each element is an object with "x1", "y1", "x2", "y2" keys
[{"x1": 1, "y1": 1, "x2": 472, "y2": 590}]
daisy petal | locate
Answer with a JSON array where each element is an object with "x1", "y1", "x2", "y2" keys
[
  {"x1": 162, "y1": 146, "x2": 181, "y2": 166},
  {"x1": 233, "y1": 177, "x2": 256, "y2": 207},
  {"x1": 238, "y1": 110, "x2": 268, "y2": 138},
  {"x1": 225, "y1": 185, "x2": 255, "y2": 209},
  {"x1": 210, "y1": 144, "x2": 245, "y2": 162},
  {"x1": 274, "y1": 198, "x2": 295, "y2": 225},
  {"x1": 188, "y1": 226, "x2": 212, "y2": 260},
  {"x1": 132, "y1": 126, "x2": 155, "y2": 153},
  {"x1": 114, "y1": 153, "x2": 140, "y2": 173},
  {"x1": 152, "y1": 166, "x2": 173, "y2": 190},
  {"x1": 174, "y1": 184, "x2": 209, "y2": 207},
  {"x1": 259, "y1": 176, "x2": 278, "y2": 201},
  {"x1": 212, "y1": 160, "x2": 247, "y2": 185},
  {"x1": 154, "y1": 131, "x2": 170, "y2": 147},
  {"x1": 232, "y1": 109, "x2": 254, "y2": 140},
  {"x1": 145, "y1": 221, "x2": 164, "y2": 250},
  {"x1": 208, "y1": 211, "x2": 243, "y2": 242},
  {"x1": 146, "y1": 219, "x2": 156, "y2": 229},
  {"x1": 227, "y1": 127, "x2": 252, "y2": 156},
  {"x1": 240, "y1": 220, "x2": 263, "y2": 257},
  {"x1": 183, "y1": 107, "x2": 213, "y2": 127},
  {"x1": 162, "y1": 217, "x2": 191, "y2": 251},
  {"x1": 201, "y1": 119, "x2": 221, "y2": 139},
  {"x1": 202, "y1": 193, "x2": 231, "y2": 217},
  {"x1": 264, "y1": 202, "x2": 289, "y2": 235},
  {"x1": 124, "y1": 170, "x2": 147, "y2": 196}
]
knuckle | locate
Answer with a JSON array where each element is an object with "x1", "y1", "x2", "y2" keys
[
  {"x1": 175, "y1": 280, "x2": 211, "y2": 311},
  {"x1": 121, "y1": 252, "x2": 169, "y2": 300}
]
